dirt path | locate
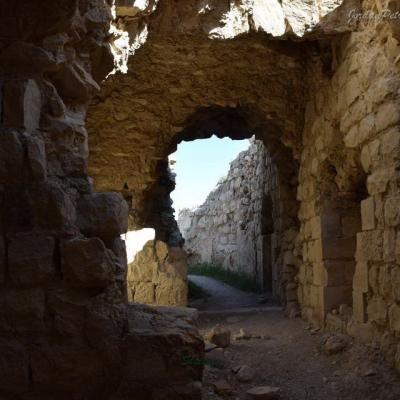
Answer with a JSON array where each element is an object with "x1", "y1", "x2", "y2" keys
[
  {"x1": 189, "y1": 279, "x2": 400, "y2": 400},
  {"x1": 188, "y1": 275, "x2": 265, "y2": 311}
]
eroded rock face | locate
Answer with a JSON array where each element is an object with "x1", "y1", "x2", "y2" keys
[{"x1": 0, "y1": 0, "x2": 203, "y2": 398}]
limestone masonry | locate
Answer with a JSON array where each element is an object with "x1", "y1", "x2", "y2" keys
[
  {"x1": 1, "y1": 0, "x2": 400, "y2": 398},
  {"x1": 178, "y1": 139, "x2": 280, "y2": 292}
]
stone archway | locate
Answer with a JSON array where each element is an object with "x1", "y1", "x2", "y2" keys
[
  {"x1": 89, "y1": 96, "x2": 302, "y2": 306},
  {"x1": 2, "y1": 0, "x2": 400, "y2": 398}
]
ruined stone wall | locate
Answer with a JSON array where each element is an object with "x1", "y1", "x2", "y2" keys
[
  {"x1": 177, "y1": 139, "x2": 278, "y2": 289},
  {"x1": 296, "y1": 0, "x2": 400, "y2": 370},
  {"x1": 0, "y1": 1, "x2": 203, "y2": 398},
  {"x1": 88, "y1": 0, "x2": 400, "y2": 375},
  {"x1": 127, "y1": 240, "x2": 188, "y2": 306}
]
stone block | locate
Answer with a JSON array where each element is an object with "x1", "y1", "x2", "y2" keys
[
  {"x1": 134, "y1": 282, "x2": 155, "y2": 304},
  {"x1": 30, "y1": 344, "x2": 104, "y2": 392},
  {"x1": 122, "y1": 304, "x2": 203, "y2": 397},
  {"x1": 286, "y1": 282, "x2": 297, "y2": 302},
  {"x1": 360, "y1": 144, "x2": 371, "y2": 173},
  {"x1": 325, "y1": 312, "x2": 344, "y2": 333},
  {"x1": 155, "y1": 278, "x2": 187, "y2": 307},
  {"x1": 361, "y1": 197, "x2": 375, "y2": 231},
  {"x1": 346, "y1": 320, "x2": 374, "y2": 342},
  {"x1": 77, "y1": 192, "x2": 129, "y2": 239},
  {"x1": 8, "y1": 233, "x2": 55, "y2": 287},
  {"x1": 0, "y1": 131, "x2": 25, "y2": 184},
  {"x1": 375, "y1": 101, "x2": 400, "y2": 133},
  {"x1": 62, "y1": 237, "x2": 115, "y2": 289},
  {"x1": 128, "y1": 259, "x2": 158, "y2": 283},
  {"x1": 352, "y1": 290, "x2": 366, "y2": 323},
  {"x1": 3, "y1": 79, "x2": 42, "y2": 131},
  {"x1": 391, "y1": 267, "x2": 400, "y2": 302},
  {"x1": 396, "y1": 233, "x2": 400, "y2": 264},
  {"x1": 309, "y1": 285, "x2": 322, "y2": 309},
  {"x1": 367, "y1": 168, "x2": 393, "y2": 195},
  {"x1": 384, "y1": 230, "x2": 396, "y2": 262},
  {"x1": 378, "y1": 264, "x2": 392, "y2": 298},
  {"x1": 312, "y1": 262, "x2": 326, "y2": 286},
  {"x1": 52, "y1": 61, "x2": 100, "y2": 104},
  {"x1": 308, "y1": 239, "x2": 323, "y2": 262},
  {"x1": 385, "y1": 197, "x2": 400, "y2": 227},
  {"x1": 356, "y1": 230, "x2": 383, "y2": 262},
  {"x1": 367, "y1": 296, "x2": 388, "y2": 326},
  {"x1": 353, "y1": 262, "x2": 368, "y2": 293},
  {"x1": 389, "y1": 304, "x2": 400, "y2": 334},
  {"x1": 30, "y1": 181, "x2": 76, "y2": 230},
  {"x1": 344, "y1": 123, "x2": 359, "y2": 148},
  {"x1": 26, "y1": 134, "x2": 47, "y2": 181},
  {"x1": 310, "y1": 216, "x2": 321, "y2": 239},
  {"x1": 381, "y1": 128, "x2": 400, "y2": 158}
]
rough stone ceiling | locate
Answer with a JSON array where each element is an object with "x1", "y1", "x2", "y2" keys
[{"x1": 110, "y1": 0, "x2": 359, "y2": 73}]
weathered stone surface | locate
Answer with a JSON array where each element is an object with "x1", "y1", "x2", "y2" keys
[
  {"x1": 0, "y1": 132, "x2": 25, "y2": 184},
  {"x1": 62, "y1": 237, "x2": 115, "y2": 289},
  {"x1": 127, "y1": 240, "x2": 188, "y2": 306},
  {"x1": 118, "y1": 304, "x2": 203, "y2": 399},
  {"x1": 8, "y1": 233, "x2": 55, "y2": 287},
  {"x1": 324, "y1": 334, "x2": 350, "y2": 355},
  {"x1": 205, "y1": 324, "x2": 231, "y2": 348},
  {"x1": 361, "y1": 197, "x2": 375, "y2": 231},
  {"x1": 30, "y1": 181, "x2": 77, "y2": 229},
  {"x1": 3, "y1": 79, "x2": 42, "y2": 131},
  {"x1": 26, "y1": 135, "x2": 47, "y2": 181},
  {"x1": 77, "y1": 193, "x2": 129, "y2": 239},
  {"x1": 213, "y1": 379, "x2": 233, "y2": 395},
  {"x1": 52, "y1": 62, "x2": 100, "y2": 104},
  {"x1": 235, "y1": 364, "x2": 256, "y2": 382}
]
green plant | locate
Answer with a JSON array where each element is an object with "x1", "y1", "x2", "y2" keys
[{"x1": 188, "y1": 263, "x2": 262, "y2": 293}]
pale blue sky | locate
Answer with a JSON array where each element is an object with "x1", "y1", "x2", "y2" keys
[{"x1": 170, "y1": 136, "x2": 250, "y2": 215}]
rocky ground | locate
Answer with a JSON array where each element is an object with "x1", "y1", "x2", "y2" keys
[{"x1": 191, "y1": 277, "x2": 400, "y2": 400}]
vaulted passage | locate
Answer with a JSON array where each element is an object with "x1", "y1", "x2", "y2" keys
[{"x1": 2, "y1": 0, "x2": 400, "y2": 398}]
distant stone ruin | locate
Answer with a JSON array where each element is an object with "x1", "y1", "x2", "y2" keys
[{"x1": 178, "y1": 139, "x2": 287, "y2": 296}]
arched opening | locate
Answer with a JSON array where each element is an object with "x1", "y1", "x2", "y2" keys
[{"x1": 115, "y1": 105, "x2": 301, "y2": 309}]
